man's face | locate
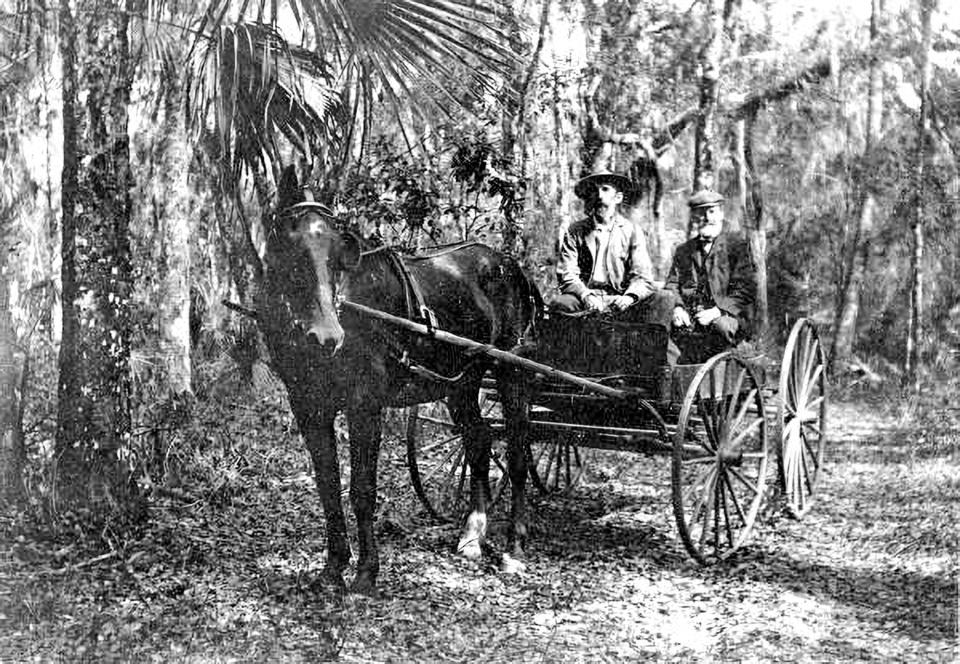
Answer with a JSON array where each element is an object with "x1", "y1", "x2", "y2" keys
[
  {"x1": 594, "y1": 182, "x2": 623, "y2": 213},
  {"x1": 692, "y1": 204, "x2": 724, "y2": 241}
]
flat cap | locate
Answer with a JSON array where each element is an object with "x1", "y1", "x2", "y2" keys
[{"x1": 688, "y1": 189, "x2": 725, "y2": 209}]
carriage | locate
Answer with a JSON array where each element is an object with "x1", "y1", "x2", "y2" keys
[
  {"x1": 395, "y1": 309, "x2": 828, "y2": 565},
  {"x1": 259, "y1": 172, "x2": 828, "y2": 590}
]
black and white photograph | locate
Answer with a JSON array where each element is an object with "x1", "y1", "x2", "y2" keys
[{"x1": 0, "y1": 0, "x2": 957, "y2": 660}]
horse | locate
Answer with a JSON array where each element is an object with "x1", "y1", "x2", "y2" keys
[{"x1": 255, "y1": 166, "x2": 540, "y2": 595}]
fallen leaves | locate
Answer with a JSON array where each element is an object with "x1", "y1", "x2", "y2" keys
[{"x1": 1, "y1": 396, "x2": 957, "y2": 662}]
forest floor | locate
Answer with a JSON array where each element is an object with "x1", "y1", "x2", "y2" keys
[{"x1": 1, "y1": 378, "x2": 957, "y2": 663}]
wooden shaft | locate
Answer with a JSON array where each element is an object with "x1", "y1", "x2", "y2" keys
[{"x1": 342, "y1": 300, "x2": 629, "y2": 400}]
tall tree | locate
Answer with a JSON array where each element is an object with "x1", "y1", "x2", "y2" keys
[
  {"x1": 55, "y1": 0, "x2": 136, "y2": 504},
  {"x1": 905, "y1": 0, "x2": 935, "y2": 389},
  {"x1": 832, "y1": 0, "x2": 885, "y2": 363},
  {"x1": 155, "y1": 59, "x2": 193, "y2": 399},
  {"x1": 692, "y1": 0, "x2": 724, "y2": 202},
  {"x1": 0, "y1": 262, "x2": 25, "y2": 502}
]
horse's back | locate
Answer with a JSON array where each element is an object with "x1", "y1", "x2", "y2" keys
[{"x1": 405, "y1": 244, "x2": 538, "y2": 348}]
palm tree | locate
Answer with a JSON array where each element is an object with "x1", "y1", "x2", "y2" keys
[
  {"x1": 45, "y1": 0, "x2": 522, "y2": 506},
  {"x1": 189, "y1": 1, "x2": 521, "y2": 186}
]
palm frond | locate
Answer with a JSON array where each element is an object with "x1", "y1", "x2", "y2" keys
[
  {"x1": 192, "y1": 0, "x2": 524, "y2": 177},
  {"x1": 188, "y1": 22, "x2": 343, "y2": 183}
]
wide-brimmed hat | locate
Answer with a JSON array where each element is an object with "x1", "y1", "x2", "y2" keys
[
  {"x1": 574, "y1": 169, "x2": 634, "y2": 199},
  {"x1": 688, "y1": 189, "x2": 725, "y2": 209}
]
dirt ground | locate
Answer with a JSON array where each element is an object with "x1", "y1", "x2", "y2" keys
[{"x1": 1, "y1": 398, "x2": 957, "y2": 663}]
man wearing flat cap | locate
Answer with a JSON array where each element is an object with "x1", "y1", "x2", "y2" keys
[
  {"x1": 665, "y1": 189, "x2": 758, "y2": 363},
  {"x1": 553, "y1": 169, "x2": 662, "y2": 317}
]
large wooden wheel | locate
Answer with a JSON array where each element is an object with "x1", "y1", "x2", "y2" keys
[
  {"x1": 405, "y1": 391, "x2": 507, "y2": 523},
  {"x1": 778, "y1": 318, "x2": 828, "y2": 519},
  {"x1": 672, "y1": 353, "x2": 770, "y2": 564}
]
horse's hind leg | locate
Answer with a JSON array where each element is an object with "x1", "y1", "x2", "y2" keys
[
  {"x1": 498, "y1": 368, "x2": 530, "y2": 571},
  {"x1": 293, "y1": 398, "x2": 350, "y2": 590},
  {"x1": 346, "y1": 402, "x2": 382, "y2": 596},
  {"x1": 452, "y1": 380, "x2": 490, "y2": 561}
]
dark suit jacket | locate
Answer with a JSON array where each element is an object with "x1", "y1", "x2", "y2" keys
[{"x1": 665, "y1": 232, "x2": 758, "y2": 339}]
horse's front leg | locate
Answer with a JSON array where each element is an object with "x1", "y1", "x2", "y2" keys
[
  {"x1": 499, "y1": 369, "x2": 530, "y2": 573},
  {"x1": 292, "y1": 397, "x2": 350, "y2": 590},
  {"x1": 452, "y1": 385, "x2": 490, "y2": 561},
  {"x1": 346, "y1": 402, "x2": 382, "y2": 596}
]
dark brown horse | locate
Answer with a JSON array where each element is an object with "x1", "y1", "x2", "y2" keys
[{"x1": 256, "y1": 166, "x2": 540, "y2": 594}]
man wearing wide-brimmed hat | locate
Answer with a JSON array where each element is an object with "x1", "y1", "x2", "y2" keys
[
  {"x1": 665, "y1": 189, "x2": 758, "y2": 363},
  {"x1": 553, "y1": 169, "x2": 658, "y2": 315}
]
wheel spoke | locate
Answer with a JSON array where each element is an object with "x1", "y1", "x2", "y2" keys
[
  {"x1": 683, "y1": 454, "x2": 718, "y2": 465},
  {"x1": 419, "y1": 433, "x2": 464, "y2": 456},
  {"x1": 684, "y1": 465, "x2": 715, "y2": 513},
  {"x1": 728, "y1": 466, "x2": 760, "y2": 496},
  {"x1": 420, "y1": 443, "x2": 464, "y2": 485},
  {"x1": 802, "y1": 394, "x2": 825, "y2": 417},
  {"x1": 697, "y1": 396, "x2": 722, "y2": 451},
  {"x1": 686, "y1": 418, "x2": 716, "y2": 455},
  {"x1": 730, "y1": 387, "x2": 759, "y2": 432},
  {"x1": 725, "y1": 368, "x2": 747, "y2": 422},
  {"x1": 713, "y1": 478, "x2": 722, "y2": 555},
  {"x1": 721, "y1": 470, "x2": 748, "y2": 525},
  {"x1": 798, "y1": 364, "x2": 824, "y2": 405},
  {"x1": 729, "y1": 415, "x2": 764, "y2": 451},
  {"x1": 718, "y1": 475, "x2": 735, "y2": 550}
]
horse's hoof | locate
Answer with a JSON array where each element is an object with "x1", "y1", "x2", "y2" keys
[
  {"x1": 457, "y1": 535, "x2": 483, "y2": 561},
  {"x1": 500, "y1": 552, "x2": 526, "y2": 575}
]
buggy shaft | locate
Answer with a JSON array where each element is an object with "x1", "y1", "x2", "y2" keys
[{"x1": 341, "y1": 300, "x2": 629, "y2": 400}]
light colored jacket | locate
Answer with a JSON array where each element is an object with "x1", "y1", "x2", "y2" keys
[{"x1": 557, "y1": 213, "x2": 655, "y2": 302}]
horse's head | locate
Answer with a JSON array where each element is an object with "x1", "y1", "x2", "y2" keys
[{"x1": 263, "y1": 167, "x2": 361, "y2": 357}]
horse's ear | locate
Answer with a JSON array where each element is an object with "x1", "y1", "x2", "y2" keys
[{"x1": 277, "y1": 165, "x2": 301, "y2": 207}]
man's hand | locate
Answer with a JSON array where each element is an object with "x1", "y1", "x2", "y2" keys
[
  {"x1": 608, "y1": 295, "x2": 635, "y2": 312},
  {"x1": 583, "y1": 293, "x2": 604, "y2": 313},
  {"x1": 673, "y1": 306, "x2": 692, "y2": 328},
  {"x1": 695, "y1": 306, "x2": 722, "y2": 327}
]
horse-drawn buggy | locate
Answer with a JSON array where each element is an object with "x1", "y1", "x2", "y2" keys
[
  {"x1": 253, "y1": 167, "x2": 828, "y2": 593},
  {"x1": 389, "y1": 305, "x2": 827, "y2": 565}
]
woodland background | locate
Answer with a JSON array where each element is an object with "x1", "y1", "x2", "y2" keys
[{"x1": 0, "y1": 0, "x2": 958, "y2": 660}]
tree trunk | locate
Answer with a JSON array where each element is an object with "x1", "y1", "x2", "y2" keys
[
  {"x1": 56, "y1": 0, "x2": 136, "y2": 506},
  {"x1": 0, "y1": 269, "x2": 25, "y2": 503},
  {"x1": 692, "y1": 0, "x2": 723, "y2": 200},
  {"x1": 157, "y1": 62, "x2": 193, "y2": 399},
  {"x1": 500, "y1": 0, "x2": 550, "y2": 257},
  {"x1": 831, "y1": 0, "x2": 884, "y2": 363},
  {"x1": 736, "y1": 111, "x2": 769, "y2": 340},
  {"x1": 833, "y1": 194, "x2": 876, "y2": 360},
  {"x1": 905, "y1": 0, "x2": 934, "y2": 389}
]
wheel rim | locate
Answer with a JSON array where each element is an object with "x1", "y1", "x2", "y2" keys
[
  {"x1": 778, "y1": 319, "x2": 827, "y2": 519},
  {"x1": 672, "y1": 353, "x2": 769, "y2": 564},
  {"x1": 405, "y1": 392, "x2": 507, "y2": 523}
]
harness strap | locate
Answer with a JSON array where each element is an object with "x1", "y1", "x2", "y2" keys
[
  {"x1": 397, "y1": 351, "x2": 479, "y2": 385},
  {"x1": 370, "y1": 246, "x2": 438, "y2": 333}
]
